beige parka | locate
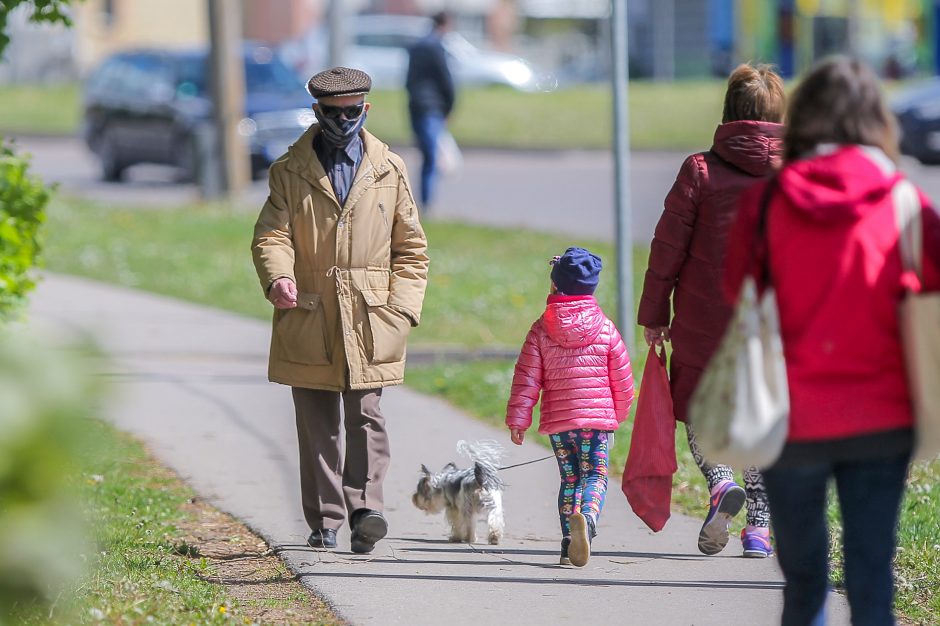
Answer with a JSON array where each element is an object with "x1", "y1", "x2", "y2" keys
[{"x1": 251, "y1": 125, "x2": 429, "y2": 391}]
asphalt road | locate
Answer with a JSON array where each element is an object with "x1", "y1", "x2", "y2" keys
[{"x1": 11, "y1": 134, "x2": 940, "y2": 244}]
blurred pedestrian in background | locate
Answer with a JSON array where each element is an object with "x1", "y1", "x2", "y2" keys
[
  {"x1": 406, "y1": 11, "x2": 456, "y2": 213},
  {"x1": 252, "y1": 66, "x2": 429, "y2": 556},
  {"x1": 723, "y1": 56, "x2": 940, "y2": 626},
  {"x1": 639, "y1": 64, "x2": 786, "y2": 558}
]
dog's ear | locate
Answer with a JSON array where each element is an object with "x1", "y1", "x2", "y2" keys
[
  {"x1": 473, "y1": 462, "x2": 485, "y2": 487},
  {"x1": 420, "y1": 464, "x2": 431, "y2": 476}
]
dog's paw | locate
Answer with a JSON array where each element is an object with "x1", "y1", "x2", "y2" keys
[{"x1": 487, "y1": 533, "x2": 501, "y2": 545}]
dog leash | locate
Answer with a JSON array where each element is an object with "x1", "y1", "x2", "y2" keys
[{"x1": 498, "y1": 454, "x2": 554, "y2": 471}]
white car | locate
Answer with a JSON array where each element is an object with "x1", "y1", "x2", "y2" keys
[{"x1": 280, "y1": 14, "x2": 538, "y2": 91}]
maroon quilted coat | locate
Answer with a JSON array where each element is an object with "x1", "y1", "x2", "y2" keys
[
  {"x1": 506, "y1": 294, "x2": 634, "y2": 435},
  {"x1": 637, "y1": 120, "x2": 783, "y2": 422}
]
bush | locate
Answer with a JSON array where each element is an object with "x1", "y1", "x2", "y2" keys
[
  {"x1": 0, "y1": 138, "x2": 49, "y2": 320},
  {"x1": 0, "y1": 334, "x2": 95, "y2": 623}
]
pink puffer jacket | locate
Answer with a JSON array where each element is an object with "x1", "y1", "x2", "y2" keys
[{"x1": 506, "y1": 295, "x2": 634, "y2": 435}]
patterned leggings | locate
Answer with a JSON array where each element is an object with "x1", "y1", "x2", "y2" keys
[
  {"x1": 686, "y1": 424, "x2": 771, "y2": 527},
  {"x1": 550, "y1": 429, "x2": 613, "y2": 537}
]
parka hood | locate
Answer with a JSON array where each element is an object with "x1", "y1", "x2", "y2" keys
[
  {"x1": 777, "y1": 144, "x2": 901, "y2": 223},
  {"x1": 541, "y1": 295, "x2": 605, "y2": 348},
  {"x1": 711, "y1": 120, "x2": 784, "y2": 177}
]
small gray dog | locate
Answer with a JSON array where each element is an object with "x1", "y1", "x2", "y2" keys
[{"x1": 411, "y1": 440, "x2": 506, "y2": 545}]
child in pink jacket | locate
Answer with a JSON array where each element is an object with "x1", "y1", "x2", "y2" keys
[{"x1": 506, "y1": 247, "x2": 634, "y2": 567}]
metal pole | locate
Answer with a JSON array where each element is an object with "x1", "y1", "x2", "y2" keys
[
  {"x1": 207, "y1": 0, "x2": 249, "y2": 198},
  {"x1": 611, "y1": 0, "x2": 634, "y2": 356},
  {"x1": 328, "y1": 0, "x2": 347, "y2": 67},
  {"x1": 846, "y1": 0, "x2": 860, "y2": 57}
]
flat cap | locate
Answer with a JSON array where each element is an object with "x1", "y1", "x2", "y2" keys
[{"x1": 306, "y1": 66, "x2": 372, "y2": 98}]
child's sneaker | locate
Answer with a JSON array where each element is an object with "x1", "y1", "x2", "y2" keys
[
  {"x1": 741, "y1": 526, "x2": 773, "y2": 558},
  {"x1": 697, "y1": 480, "x2": 746, "y2": 555},
  {"x1": 559, "y1": 537, "x2": 571, "y2": 565},
  {"x1": 568, "y1": 512, "x2": 591, "y2": 567}
]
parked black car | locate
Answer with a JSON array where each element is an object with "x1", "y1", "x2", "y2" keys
[
  {"x1": 893, "y1": 79, "x2": 940, "y2": 166},
  {"x1": 83, "y1": 45, "x2": 314, "y2": 181}
]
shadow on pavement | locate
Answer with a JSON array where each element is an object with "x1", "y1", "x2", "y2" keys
[{"x1": 297, "y1": 570, "x2": 785, "y2": 591}]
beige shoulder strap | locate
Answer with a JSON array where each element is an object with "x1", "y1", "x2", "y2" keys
[{"x1": 892, "y1": 179, "x2": 923, "y2": 280}]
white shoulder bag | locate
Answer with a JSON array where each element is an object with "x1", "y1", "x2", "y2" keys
[{"x1": 689, "y1": 183, "x2": 789, "y2": 469}]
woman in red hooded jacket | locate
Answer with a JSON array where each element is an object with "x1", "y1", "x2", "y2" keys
[
  {"x1": 638, "y1": 64, "x2": 786, "y2": 558},
  {"x1": 723, "y1": 57, "x2": 940, "y2": 626}
]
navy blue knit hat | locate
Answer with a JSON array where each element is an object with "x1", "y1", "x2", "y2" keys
[{"x1": 550, "y1": 247, "x2": 602, "y2": 295}]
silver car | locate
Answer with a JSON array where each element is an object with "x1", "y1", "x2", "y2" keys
[{"x1": 280, "y1": 14, "x2": 538, "y2": 91}]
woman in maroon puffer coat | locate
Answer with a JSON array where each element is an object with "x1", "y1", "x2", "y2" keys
[{"x1": 638, "y1": 64, "x2": 785, "y2": 558}]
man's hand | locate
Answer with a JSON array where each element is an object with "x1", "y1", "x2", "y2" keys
[
  {"x1": 644, "y1": 326, "x2": 670, "y2": 346},
  {"x1": 510, "y1": 428, "x2": 525, "y2": 446},
  {"x1": 268, "y1": 278, "x2": 298, "y2": 309}
]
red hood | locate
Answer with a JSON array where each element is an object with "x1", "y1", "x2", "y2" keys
[
  {"x1": 710, "y1": 120, "x2": 784, "y2": 176},
  {"x1": 541, "y1": 295, "x2": 605, "y2": 348},
  {"x1": 777, "y1": 145, "x2": 901, "y2": 222}
]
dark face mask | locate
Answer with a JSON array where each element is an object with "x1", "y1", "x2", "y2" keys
[{"x1": 314, "y1": 107, "x2": 367, "y2": 147}]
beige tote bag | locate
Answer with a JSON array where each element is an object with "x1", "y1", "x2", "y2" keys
[
  {"x1": 688, "y1": 275, "x2": 790, "y2": 469},
  {"x1": 893, "y1": 180, "x2": 940, "y2": 462}
]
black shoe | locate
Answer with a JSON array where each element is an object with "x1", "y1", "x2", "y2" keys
[
  {"x1": 307, "y1": 528, "x2": 337, "y2": 550},
  {"x1": 350, "y1": 509, "x2": 387, "y2": 554},
  {"x1": 559, "y1": 537, "x2": 572, "y2": 565},
  {"x1": 587, "y1": 516, "x2": 597, "y2": 541}
]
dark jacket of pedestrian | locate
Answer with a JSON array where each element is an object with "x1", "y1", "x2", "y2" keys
[
  {"x1": 406, "y1": 33, "x2": 455, "y2": 117},
  {"x1": 638, "y1": 119, "x2": 784, "y2": 422}
]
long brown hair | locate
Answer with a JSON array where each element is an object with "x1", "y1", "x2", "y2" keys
[
  {"x1": 783, "y1": 56, "x2": 899, "y2": 162},
  {"x1": 722, "y1": 64, "x2": 786, "y2": 124}
]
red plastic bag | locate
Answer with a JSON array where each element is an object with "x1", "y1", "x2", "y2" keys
[{"x1": 622, "y1": 344, "x2": 677, "y2": 532}]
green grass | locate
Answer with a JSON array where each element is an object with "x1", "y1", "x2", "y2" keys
[
  {"x1": 0, "y1": 84, "x2": 83, "y2": 135},
  {"x1": 42, "y1": 198, "x2": 645, "y2": 349},
  {"x1": 11, "y1": 420, "x2": 241, "y2": 625},
  {"x1": 367, "y1": 82, "x2": 723, "y2": 151},
  {"x1": 0, "y1": 81, "x2": 724, "y2": 150}
]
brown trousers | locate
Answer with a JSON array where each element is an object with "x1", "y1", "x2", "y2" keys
[{"x1": 291, "y1": 387, "x2": 389, "y2": 532}]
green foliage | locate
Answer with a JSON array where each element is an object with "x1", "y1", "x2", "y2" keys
[
  {"x1": 0, "y1": 334, "x2": 96, "y2": 624},
  {"x1": 0, "y1": 139, "x2": 49, "y2": 320},
  {"x1": 0, "y1": 0, "x2": 73, "y2": 58}
]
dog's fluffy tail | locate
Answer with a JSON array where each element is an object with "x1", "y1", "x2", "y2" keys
[{"x1": 457, "y1": 440, "x2": 504, "y2": 491}]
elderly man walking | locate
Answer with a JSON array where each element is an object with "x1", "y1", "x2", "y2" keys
[{"x1": 251, "y1": 67, "x2": 429, "y2": 554}]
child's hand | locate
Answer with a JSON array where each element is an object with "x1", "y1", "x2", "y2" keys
[{"x1": 510, "y1": 428, "x2": 525, "y2": 446}]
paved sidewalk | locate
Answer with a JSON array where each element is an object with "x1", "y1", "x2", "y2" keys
[{"x1": 30, "y1": 274, "x2": 851, "y2": 626}]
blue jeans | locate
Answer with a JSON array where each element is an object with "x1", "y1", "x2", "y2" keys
[
  {"x1": 762, "y1": 454, "x2": 909, "y2": 626},
  {"x1": 409, "y1": 111, "x2": 445, "y2": 209}
]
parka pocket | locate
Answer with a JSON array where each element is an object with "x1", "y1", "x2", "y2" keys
[
  {"x1": 362, "y1": 288, "x2": 410, "y2": 364},
  {"x1": 275, "y1": 292, "x2": 330, "y2": 365}
]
